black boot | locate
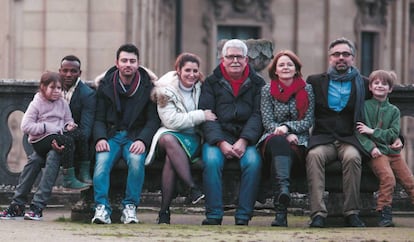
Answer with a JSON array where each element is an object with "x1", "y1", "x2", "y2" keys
[
  {"x1": 378, "y1": 206, "x2": 394, "y2": 227},
  {"x1": 271, "y1": 204, "x2": 287, "y2": 227},
  {"x1": 271, "y1": 156, "x2": 292, "y2": 207}
]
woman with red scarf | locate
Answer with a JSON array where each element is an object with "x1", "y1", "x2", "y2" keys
[{"x1": 258, "y1": 50, "x2": 314, "y2": 227}]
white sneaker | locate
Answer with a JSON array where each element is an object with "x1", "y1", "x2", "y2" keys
[
  {"x1": 91, "y1": 204, "x2": 111, "y2": 224},
  {"x1": 120, "y1": 204, "x2": 139, "y2": 224}
]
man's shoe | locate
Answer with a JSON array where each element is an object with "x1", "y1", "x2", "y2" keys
[
  {"x1": 120, "y1": 204, "x2": 139, "y2": 224},
  {"x1": 91, "y1": 204, "x2": 111, "y2": 224},
  {"x1": 157, "y1": 209, "x2": 170, "y2": 224},
  {"x1": 309, "y1": 215, "x2": 326, "y2": 228},
  {"x1": 201, "y1": 218, "x2": 222, "y2": 225},
  {"x1": 0, "y1": 203, "x2": 25, "y2": 220},
  {"x1": 345, "y1": 214, "x2": 366, "y2": 227},
  {"x1": 189, "y1": 186, "x2": 205, "y2": 204},
  {"x1": 235, "y1": 218, "x2": 249, "y2": 226},
  {"x1": 24, "y1": 204, "x2": 43, "y2": 221}
]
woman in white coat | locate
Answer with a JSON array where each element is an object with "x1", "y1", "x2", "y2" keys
[{"x1": 147, "y1": 53, "x2": 217, "y2": 224}]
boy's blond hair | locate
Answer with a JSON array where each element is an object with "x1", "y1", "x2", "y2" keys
[{"x1": 368, "y1": 70, "x2": 397, "y2": 88}]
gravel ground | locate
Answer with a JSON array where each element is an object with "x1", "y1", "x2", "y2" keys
[{"x1": 0, "y1": 208, "x2": 413, "y2": 242}]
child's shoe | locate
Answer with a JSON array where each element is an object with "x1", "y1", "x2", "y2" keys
[
  {"x1": 24, "y1": 204, "x2": 43, "y2": 221},
  {"x1": 0, "y1": 203, "x2": 25, "y2": 220},
  {"x1": 378, "y1": 205, "x2": 395, "y2": 227},
  {"x1": 63, "y1": 167, "x2": 90, "y2": 190}
]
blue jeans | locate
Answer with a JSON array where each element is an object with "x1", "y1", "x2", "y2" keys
[
  {"x1": 202, "y1": 143, "x2": 261, "y2": 221},
  {"x1": 93, "y1": 131, "x2": 146, "y2": 214}
]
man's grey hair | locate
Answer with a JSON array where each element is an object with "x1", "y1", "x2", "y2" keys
[
  {"x1": 221, "y1": 39, "x2": 248, "y2": 57},
  {"x1": 328, "y1": 37, "x2": 356, "y2": 56}
]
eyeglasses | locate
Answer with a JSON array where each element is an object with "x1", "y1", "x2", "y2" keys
[
  {"x1": 224, "y1": 55, "x2": 246, "y2": 61},
  {"x1": 330, "y1": 52, "x2": 353, "y2": 58}
]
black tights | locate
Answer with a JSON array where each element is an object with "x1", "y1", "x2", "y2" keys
[{"x1": 158, "y1": 134, "x2": 196, "y2": 212}]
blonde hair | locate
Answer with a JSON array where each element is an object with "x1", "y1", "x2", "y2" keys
[{"x1": 369, "y1": 70, "x2": 397, "y2": 88}]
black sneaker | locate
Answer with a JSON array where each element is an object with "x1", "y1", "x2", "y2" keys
[
  {"x1": 201, "y1": 218, "x2": 222, "y2": 225},
  {"x1": 0, "y1": 204, "x2": 25, "y2": 220},
  {"x1": 345, "y1": 214, "x2": 365, "y2": 227},
  {"x1": 190, "y1": 186, "x2": 205, "y2": 204},
  {"x1": 157, "y1": 210, "x2": 170, "y2": 224},
  {"x1": 24, "y1": 204, "x2": 43, "y2": 221}
]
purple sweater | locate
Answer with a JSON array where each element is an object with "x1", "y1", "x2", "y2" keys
[{"x1": 21, "y1": 92, "x2": 74, "y2": 143}]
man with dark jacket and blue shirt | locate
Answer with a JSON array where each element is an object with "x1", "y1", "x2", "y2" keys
[
  {"x1": 91, "y1": 43, "x2": 160, "y2": 225},
  {"x1": 199, "y1": 39, "x2": 265, "y2": 226}
]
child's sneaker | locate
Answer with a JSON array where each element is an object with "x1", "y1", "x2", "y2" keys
[
  {"x1": 24, "y1": 205, "x2": 43, "y2": 221},
  {"x1": 92, "y1": 204, "x2": 111, "y2": 224},
  {"x1": 0, "y1": 203, "x2": 25, "y2": 220}
]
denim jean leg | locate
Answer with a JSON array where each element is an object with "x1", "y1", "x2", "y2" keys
[
  {"x1": 122, "y1": 143, "x2": 146, "y2": 207},
  {"x1": 202, "y1": 143, "x2": 225, "y2": 219},
  {"x1": 93, "y1": 136, "x2": 122, "y2": 214},
  {"x1": 32, "y1": 150, "x2": 61, "y2": 209},
  {"x1": 12, "y1": 151, "x2": 45, "y2": 205},
  {"x1": 235, "y1": 146, "x2": 261, "y2": 221}
]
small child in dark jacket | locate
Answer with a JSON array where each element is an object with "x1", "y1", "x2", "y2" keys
[{"x1": 356, "y1": 70, "x2": 414, "y2": 227}]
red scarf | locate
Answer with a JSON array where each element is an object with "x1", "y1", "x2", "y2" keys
[
  {"x1": 270, "y1": 77, "x2": 309, "y2": 120},
  {"x1": 219, "y1": 63, "x2": 249, "y2": 96}
]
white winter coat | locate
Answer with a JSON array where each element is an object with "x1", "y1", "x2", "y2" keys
[{"x1": 145, "y1": 71, "x2": 205, "y2": 165}]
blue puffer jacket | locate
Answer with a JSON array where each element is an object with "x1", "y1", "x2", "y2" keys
[{"x1": 199, "y1": 65, "x2": 265, "y2": 145}]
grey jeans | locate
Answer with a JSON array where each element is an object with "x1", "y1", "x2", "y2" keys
[{"x1": 12, "y1": 150, "x2": 60, "y2": 209}]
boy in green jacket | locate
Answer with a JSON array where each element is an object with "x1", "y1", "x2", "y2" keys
[{"x1": 356, "y1": 70, "x2": 414, "y2": 227}]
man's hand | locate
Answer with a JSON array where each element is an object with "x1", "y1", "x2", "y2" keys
[
  {"x1": 51, "y1": 139, "x2": 64, "y2": 152},
  {"x1": 95, "y1": 139, "x2": 110, "y2": 152},
  {"x1": 232, "y1": 138, "x2": 248, "y2": 159},
  {"x1": 219, "y1": 141, "x2": 238, "y2": 159},
  {"x1": 129, "y1": 140, "x2": 146, "y2": 154}
]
